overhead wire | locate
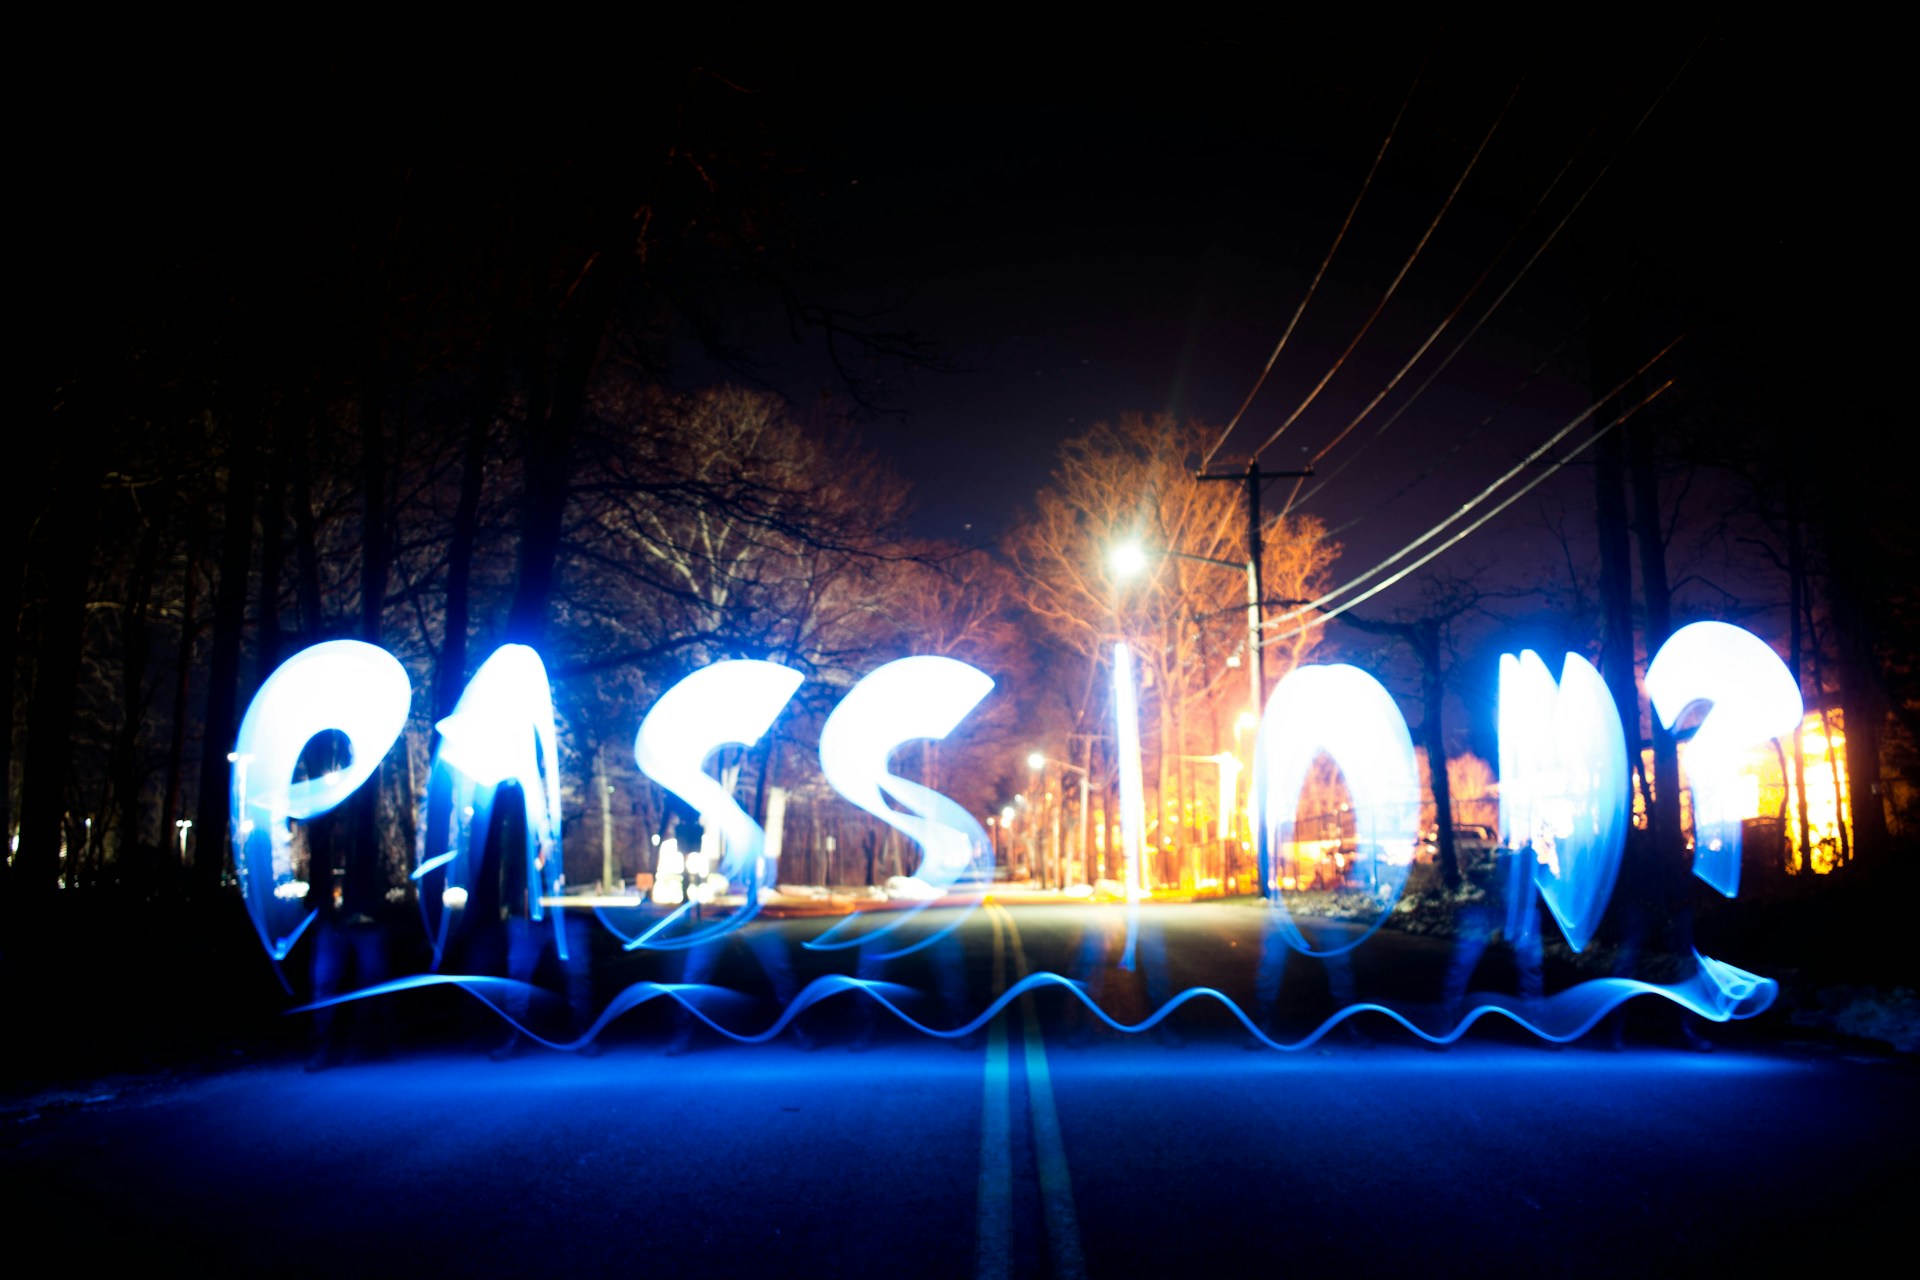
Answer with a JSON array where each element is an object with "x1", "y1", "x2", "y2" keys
[
  {"x1": 1266, "y1": 377, "x2": 1673, "y2": 642},
  {"x1": 1324, "y1": 299, "x2": 1601, "y2": 538},
  {"x1": 1247, "y1": 79, "x2": 1522, "y2": 464},
  {"x1": 1284, "y1": 100, "x2": 1589, "y2": 499},
  {"x1": 1287, "y1": 41, "x2": 1703, "y2": 517},
  {"x1": 1199, "y1": 72, "x2": 1422, "y2": 471},
  {"x1": 1268, "y1": 331, "x2": 1684, "y2": 627},
  {"x1": 1286, "y1": 77, "x2": 1553, "y2": 477}
]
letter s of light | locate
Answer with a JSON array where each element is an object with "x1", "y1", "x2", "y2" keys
[
  {"x1": 1251, "y1": 663, "x2": 1419, "y2": 957},
  {"x1": 231, "y1": 640, "x2": 412, "y2": 963},
  {"x1": 808, "y1": 656, "x2": 995, "y2": 957},
  {"x1": 1645, "y1": 621, "x2": 1803, "y2": 897},
  {"x1": 627, "y1": 659, "x2": 804, "y2": 949}
]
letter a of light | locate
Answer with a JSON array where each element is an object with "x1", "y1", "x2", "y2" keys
[
  {"x1": 1497, "y1": 651, "x2": 1628, "y2": 951},
  {"x1": 232, "y1": 640, "x2": 412, "y2": 962},
  {"x1": 809, "y1": 656, "x2": 994, "y2": 955},
  {"x1": 628, "y1": 659, "x2": 804, "y2": 949},
  {"x1": 1645, "y1": 621, "x2": 1802, "y2": 897},
  {"x1": 416, "y1": 644, "x2": 566, "y2": 964},
  {"x1": 1251, "y1": 664, "x2": 1419, "y2": 956}
]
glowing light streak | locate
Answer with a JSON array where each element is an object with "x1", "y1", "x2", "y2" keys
[
  {"x1": 1251, "y1": 664, "x2": 1419, "y2": 956},
  {"x1": 296, "y1": 950, "x2": 1774, "y2": 1053},
  {"x1": 1497, "y1": 651, "x2": 1628, "y2": 951},
  {"x1": 808, "y1": 657, "x2": 995, "y2": 957},
  {"x1": 1111, "y1": 643, "x2": 1148, "y2": 969},
  {"x1": 622, "y1": 660, "x2": 804, "y2": 949},
  {"x1": 231, "y1": 641, "x2": 412, "y2": 962},
  {"x1": 1214, "y1": 754, "x2": 1241, "y2": 847},
  {"x1": 414, "y1": 645, "x2": 566, "y2": 966},
  {"x1": 1646, "y1": 622, "x2": 1804, "y2": 897}
]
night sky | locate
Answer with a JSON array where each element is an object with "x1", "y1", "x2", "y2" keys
[
  {"x1": 698, "y1": 30, "x2": 1856, "y2": 581},
  {"x1": 36, "y1": 29, "x2": 1876, "y2": 690}
]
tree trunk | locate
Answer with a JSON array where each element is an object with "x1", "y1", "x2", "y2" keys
[
  {"x1": 192, "y1": 418, "x2": 260, "y2": 895},
  {"x1": 433, "y1": 357, "x2": 500, "y2": 719},
  {"x1": 1627, "y1": 413, "x2": 1686, "y2": 897},
  {"x1": 14, "y1": 453, "x2": 104, "y2": 898},
  {"x1": 1415, "y1": 623, "x2": 1460, "y2": 891},
  {"x1": 255, "y1": 436, "x2": 287, "y2": 678},
  {"x1": 1787, "y1": 515, "x2": 1814, "y2": 869},
  {"x1": 112, "y1": 485, "x2": 169, "y2": 891},
  {"x1": 503, "y1": 256, "x2": 622, "y2": 647},
  {"x1": 286, "y1": 418, "x2": 326, "y2": 641},
  {"x1": 160, "y1": 517, "x2": 202, "y2": 875}
]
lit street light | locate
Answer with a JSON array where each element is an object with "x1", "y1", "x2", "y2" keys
[{"x1": 1109, "y1": 540, "x2": 1150, "y2": 580}]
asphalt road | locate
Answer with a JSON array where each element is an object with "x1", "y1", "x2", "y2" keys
[{"x1": 6, "y1": 903, "x2": 1912, "y2": 1277}]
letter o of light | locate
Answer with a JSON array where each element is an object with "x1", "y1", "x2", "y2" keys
[
  {"x1": 1645, "y1": 621, "x2": 1803, "y2": 897},
  {"x1": 1251, "y1": 663, "x2": 1419, "y2": 956},
  {"x1": 232, "y1": 640, "x2": 412, "y2": 961}
]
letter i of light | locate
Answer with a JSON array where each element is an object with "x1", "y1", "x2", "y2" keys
[
  {"x1": 1644, "y1": 622, "x2": 1803, "y2": 897},
  {"x1": 1107, "y1": 643, "x2": 1150, "y2": 969},
  {"x1": 415, "y1": 645, "x2": 567, "y2": 966},
  {"x1": 1497, "y1": 651, "x2": 1628, "y2": 951},
  {"x1": 231, "y1": 641, "x2": 412, "y2": 964},
  {"x1": 628, "y1": 660, "x2": 804, "y2": 950}
]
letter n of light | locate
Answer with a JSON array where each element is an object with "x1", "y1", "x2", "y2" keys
[{"x1": 1498, "y1": 650, "x2": 1628, "y2": 951}]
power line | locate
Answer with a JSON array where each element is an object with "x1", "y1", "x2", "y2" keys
[
  {"x1": 1266, "y1": 378, "x2": 1673, "y2": 642},
  {"x1": 1287, "y1": 108, "x2": 1592, "y2": 488},
  {"x1": 1323, "y1": 298, "x2": 1602, "y2": 538},
  {"x1": 1286, "y1": 41, "x2": 1703, "y2": 516},
  {"x1": 1269, "y1": 333, "x2": 1684, "y2": 625},
  {"x1": 1199, "y1": 73, "x2": 1420, "y2": 472},
  {"x1": 1249, "y1": 79, "x2": 1523, "y2": 462}
]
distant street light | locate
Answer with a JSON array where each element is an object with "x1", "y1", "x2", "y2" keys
[{"x1": 1030, "y1": 750, "x2": 1093, "y2": 892}]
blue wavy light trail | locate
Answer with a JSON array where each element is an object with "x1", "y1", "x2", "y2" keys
[{"x1": 292, "y1": 952, "x2": 1775, "y2": 1054}]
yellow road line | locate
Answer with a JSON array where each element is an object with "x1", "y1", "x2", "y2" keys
[
  {"x1": 1002, "y1": 905, "x2": 1086, "y2": 1280},
  {"x1": 975, "y1": 904, "x2": 1012, "y2": 1280}
]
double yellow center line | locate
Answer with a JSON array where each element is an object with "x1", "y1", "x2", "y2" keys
[{"x1": 976, "y1": 903, "x2": 1085, "y2": 1280}]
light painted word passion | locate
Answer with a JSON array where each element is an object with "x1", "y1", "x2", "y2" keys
[{"x1": 229, "y1": 620, "x2": 1799, "y2": 971}]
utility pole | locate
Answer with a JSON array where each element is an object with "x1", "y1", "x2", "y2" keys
[
  {"x1": 1196, "y1": 459, "x2": 1315, "y2": 722},
  {"x1": 1197, "y1": 459, "x2": 1312, "y2": 901}
]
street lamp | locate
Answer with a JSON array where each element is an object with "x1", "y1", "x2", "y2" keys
[
  {"x1": 1109, "y1": 540, "x2": 1151, "y2": 580},
  {"x1": 1030, "y1": 750, "x2": 1091, "y2": 892},
  {"x1": 1111, "y1": 538, "x2": 1266, "y2": 728}
]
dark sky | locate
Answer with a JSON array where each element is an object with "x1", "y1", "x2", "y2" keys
[
  {"x1": 702, "y1": 30, "x2": 1856, "y2": 608},
  {"x1": 42, "y1": 28, "x2": 1869, "y2": 660}
]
